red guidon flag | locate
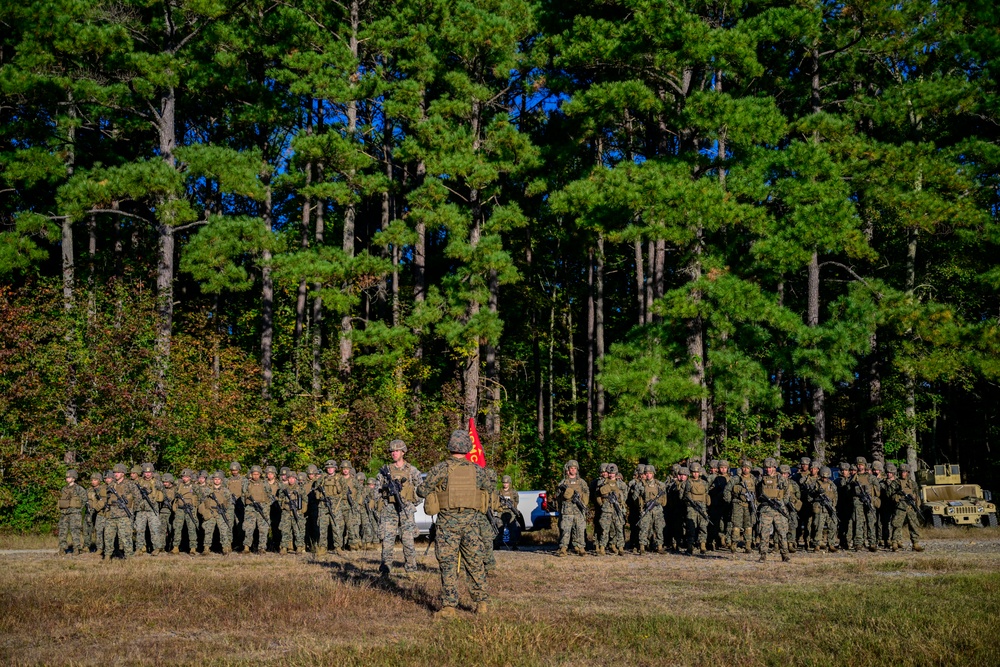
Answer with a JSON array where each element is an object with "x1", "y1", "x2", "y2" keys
[{"x1": 466, "y1": 418, "x2": 486, "y2": 467}]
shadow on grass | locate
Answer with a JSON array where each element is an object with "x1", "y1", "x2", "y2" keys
[{"x1": 311, "y1": 556, "x2": 440, "y2": 611}]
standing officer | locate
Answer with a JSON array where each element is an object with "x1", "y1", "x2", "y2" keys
[
  {"x1": 417, "y1": 429, "x2": 492, "y2": 619},
  {"x1": 887, "y1": 464, "x2": 924, "y2": 552},
  {"x1": 756, "y1": 458, "x2": 791, "y2": 562},
  {"x1": 851, "y1": 457, "x2": 881, "y2": 552},
  {"x1": 226, "y1": 462, "x2": 244, "y2": 552},
  {"x1": 57, "y1": 470, "x2": 89, "y2": 556},
  {"x1": 555, "y1": 459, "x2": 589, "y2": 556},
  {"x1": 134, "y1": 462, "x2": 165, "y2": 555},
  {"x1": 376, "y1": 440, "x2": 422, "y2": 576},
  {"x1": 200, "y1": 471, "x2": 232, "y2": 555},
  {"x1": 242, "y1": 465, "x2": 273, "y2": 554},
  {"x1": 810, "y1": 466, "x2": 839, "y2": 551},
  {"x1": 103, "y1": 464, "x2": 137, "y2": 560},
  {"x1": 683, "y1": 463, "x2": 711, "y2": 555},
  {"x1": 632, "y1": 465, "x2": 667, "y2": 555}
]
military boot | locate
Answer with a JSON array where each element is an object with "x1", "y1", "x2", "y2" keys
[
  {"x1": 758, "y1": 553, "x2": 766, "y2": 563},
  {"x1": 828, "y1": 545, "x2": 839, "y2": 553},
  {"x1": 868, "y1": 545, "x2": 878, "y2": 553},
  {"x1": 170, "y1": 547, "x2": 179, "y2": 554},
  {"x1": 912, "y1": 542, "x2": 924, "y2": 552},
  {"x1": 699, "y1": 542, "x2": 707, "y2": 555},
  {"x1": 744, "y1": 546, "x2": 752, "y2": 554},
  {"x1": 222, "y1": 548, "x2": 231, "y2": 555},
  {"x1": 574, "y1": 547, "x2": 587, "y2": 557},
  {"x1": 434, "y1": 607, "x2": 458, "y2": 620},
  {"x1": 555, "y1": 547, "x2": 568, "y2": 557},
  {"x1": 890, "y1": 542, "x2": 898, "y2": 552},
  {"x1": 595, "y1": 546, "x2": 605, "y2": 556},
  {"x1": 656, "y1": 545, "x2": 666, "y2": 554},
  {"x1": 636, "y1": 546, "x2": 644, "y2": 556},
  {"x1": 729, "y1": 541, "x2": 737, "y2": 553},
  {"x1": 781, "y1": 553, "x2": 791, "y2": 562},
  {"x1": 296, "y1": 547, "x2": 305, "y2": 554},
  {"x1": 686, "y1": 545, "x2": 694, "y2": 556},
  {"x1": 315, "y1": 547, "x2": 327, "y2": 556},
  {"x1": 788, "y1": 543, "x2": 797, "y2": 553}
]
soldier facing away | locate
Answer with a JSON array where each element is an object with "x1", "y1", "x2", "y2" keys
[{"x1": 417, "y1": 429, "x2": 492, "y2": 619}]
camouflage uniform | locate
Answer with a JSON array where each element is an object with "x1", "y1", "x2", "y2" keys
[
  {"x1": 159, "y1": 474, "x2": 175, "y2": 551},
  {"x1": 632, "y1": 466, "x2": 667, "y2": 554},
  {"x1": 596, "y1": 465, "x2": 627, "y2": 555},
  {"x1": 376, "y1": 444, "x2": 423, "y2": 573},
  {"x1": 682, "y1": 464, "x2": 711, "y2": 554},
  {"x1": 277, "y1": 474, "x2": 305, "y2": 553},
  {"x1": 850, "y1": 458, "x2": 881, "y2": 551},
  {"x1": 809, "y1": 468, "x2": 839, "y2": 551},
  {"x1": 225, "y1": 463, "x2": 245, "y2": 551},
  {"x1": 199, "y1": 473, "x2": 233, "y2": 554},
  {"x1": 793, "y1": 457, "x2": 813, "y2": 547},
  {"x1": 756, "y1": 459, "x2": 791, "y2": 562},
  {"x1": 725, "y1": 463, "x2": 756, "y2": 552},
  {"x1": 479, "y1": 466, "x2": 499, "y2": 573},
  {"x1": 835, "y1": 462, "x2": 854, "y2": 549},
  {"x1": 172, "y1": 471, "x2": 200, "y2": 553},
  {"x1": 362, "y1": 478, "x2": 380, "y2": 547},
  {"x1": 314, "y1": 461, "x2": 351, "y2": 554},
  {"x1": 708, "y1": 460, "x2": 730, "y2": 549},
  {"x1": 134, "y1": 464, "x2": 166, "y2": 554},
  {"x1": 88, "y1": 473, "x2": 110, "y2": 554},
  {"x1": 242, "y1": 468, "x2": 274, "y2": 553},
  {"x1": 887, "y1": 465, "x2": 923, "y2": 551},
  {"x1": 498, "y1": 476, "x2": 523, "y2": 550},
  {"x1": 103, "y1": 465, "x2": 138, "y2": 559},
  {"x1": 417, "y1": 430, "x2": 492, "y2": 617},
  {"x1": 555, "y1": 460, "x2": 589, "y2": 556},
  {"x1": 57, "y1": 471, "x2": 89, "y2": 555},
  {"x1": 779, "y1": 465, "x2": 802, "y2": 553},
  {"x1": 666, "y1": 465, "x2": 685, "y2": 550}
]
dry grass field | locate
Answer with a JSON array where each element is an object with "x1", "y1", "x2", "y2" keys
[{"x1": 2, "y1": 529, "x2": 999, "y2": 666}]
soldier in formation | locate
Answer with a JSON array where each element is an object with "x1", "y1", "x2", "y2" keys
[{"x1": 376, "y1": 440, "x2": 422, "y2": 577}]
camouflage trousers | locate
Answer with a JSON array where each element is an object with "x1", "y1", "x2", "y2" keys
[
  {"x1": 158, "y1": 509, "x2": 173, "y2": 549},
  {"x1": 852, "y1": 501, "x2": 878, "y2": 549},
  {"x1": 785, "y1": 507, "x2": 798, "y2": 547},
  {"x1": 709, "y1": 505, "x2": 728, "y2": 548},
  {"x1": 757, "y1": 507, "x2": 789, "y2": 556},
  {"x1": 58, "y1": 510, "x2": 84, "y2": 552},
  {"x1": 361, "y1": 509, "x2": 378, "y2": 545},
  {"x1": 173, "y1": 511, "x2": 199, "y2": 552},
  {"x1": 479, "y1": 513, "x2": 496, "y2": 573},
  {"x1": 685, "y1": 504, "x2": 709, "y2": 549},
  {"x1": 226, "y1": 503, "x2": 239, "y2": 550},
  {"x1": 203, "y1": 516, "x2": 232, "y2": 553},
  {"x1": 93, "y1": 514, "x2": 107, "y2": 553},
  {"x1": 810, "y1": 506, "x2": 838, "y2": 548},
  {"x1": 667, "y1": 506, "x2": 686, "y2": 549},
  {"x1": 596, "y1": 509, "x2": 615, "y2": 549},
  {"x1": 104, "y1": 516, "x2": 134, "y2": 558},
  {"x1": 278, "y1": 513, "x2": 303, "y2": 551},
  {"x1": 637, "y1": 506, "x2": 665, "y2": 550},
  {"x1": 318, "y1": 506, "x2": 349, "y2": 550},
  {"x1": 891, "y1": 506, "x2": 921, "y2": 545},
  {"x1": 559, "y1": 507, "x2": 587, "y2": 550},
  {"x1": 380, "y1": 505, "x2": 417, "y2": 572},
  {"x1": 347, "y1": 508, "x2": 363, "y2": 548},
  {"x1": 434, "y1": 509, "x2": 488, "y2": 608},
  {"x1": 134, "y1": 510, "x2": 164, "y2": 553},
  {"x1": 729, "y1": 502, "x2": 753, "y2": 546},
  {"x1": 243, "y1": 505, "x2": 270, "y2": 552},
  {"x1": 797, "y1": 507, "x2": 812, "y2": 546}
]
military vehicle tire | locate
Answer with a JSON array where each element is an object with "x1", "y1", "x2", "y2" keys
[
  {"x1": 931, "y1": 514, "x2": 943, "y2": 528},
  {"x1": 986, "y1": 513, "x2": 998, "y2": 528}
]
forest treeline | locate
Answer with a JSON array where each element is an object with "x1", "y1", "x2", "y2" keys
[{"x1": 2, "y1": 0, "x2": 999, "y2": 529}]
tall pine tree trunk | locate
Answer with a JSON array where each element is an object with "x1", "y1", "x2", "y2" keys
[
  {"x1": 153, "y1": 83, "x2": 177, "y2": 421},
  {"x1": 412, "y1": 159, "x2": 427, "y2": 407},
  {"x1": 586, "y1": 247, "x2": 595, "y2": 438},
  {"x1": 808, "y1": 251, "x2": 826, "y2": 463},
  {"x1": 294, "y1": 107, "x2": 313, "y2": 385},
  {"x1": 595, "y1": 234, "x2": 605, "y2": 421},
  {"x1": 485, "y1": 268, "x2": 500, "y2": 434},
  {"x1": 340, "y1": 3, "x2": 359, "y2": 377},
  {"x1": 463, "y1": 101, "x2": 482, "y2": 422},
  {"x1": 905, "y1": 177, "x2": 920, "y2": 470},
  {"x1": 62, "y1": 98, "x2": 78, "y2": 427},
  {"x1": 311, "y1": 169, "x2": 325, "y2": 397},
  {"x1": 261, "y1": 181, "x2": 274, "y2": 400}
]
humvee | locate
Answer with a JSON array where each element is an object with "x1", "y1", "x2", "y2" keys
[{"x1": 916, "y1": 464, "x2": 997, "y2": 528}]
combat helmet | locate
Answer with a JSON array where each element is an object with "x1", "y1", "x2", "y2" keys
[
  {"x1": 66, "y1": 469, "x2": 78, "y2": 480},
  {"x1": 388, "y1": 439, "x2": 407, "y2": 453},
  {"x1": 447, "y1": 429, "x2": 472, "y2": 454}
]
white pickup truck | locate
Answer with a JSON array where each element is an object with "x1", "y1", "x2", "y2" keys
[{"x1": 412, "y1": 489, "x2": 555, "y2": 536}]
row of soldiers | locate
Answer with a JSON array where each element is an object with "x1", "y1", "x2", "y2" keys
[
  {"x1": 552, "y1": 455, "x2": 924, "y2": 563},
  {"x1": 55, "y1": 442, "x2": 431, "y2": 577}
]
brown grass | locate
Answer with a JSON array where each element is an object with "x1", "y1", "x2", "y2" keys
[
  {"x1": 0, "y1": 532, "x2": 58, "y2": 550},
  {"x1": 1, "y1": 538, "x2": 998, "y2": 666}
]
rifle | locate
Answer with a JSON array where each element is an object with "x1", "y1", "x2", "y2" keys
[
  {"x1": 249, "y1": 498, "x2": 271, "y2": 529},
  {"x1": 499, "y1": 494, "x2": 517, "y2": 513},
  {"x1": 485, "y1": 508, "x2": 501, "y2": 537},
  {"x1": 380, "y1": 465, "x2": 405, "y2": 512},
  {"x1": 857, "y1": 482, "x2": 876, "y2": 514},
  {"x1": 897, "y1": 487, "x2": 924, "y2": 525},
  {"x1": 642, "y1": 486, "x2": 666, "y2": 517},
  {"x1": 346, "y1": 483, "x2": 357, "y2": 512},
  {"x1": 282, "y1": 488, "x2": 300, "y2": 524},
  {"x1": 314, "y1": 483, "x2": 337, "y2": 518},
  {"x1": 105, "y1": 484, "x2": 134, "y2": 520},
  {"x1": 571, "y1": 491, "x2": 588, "y2": 515},
  {"x1": 135, "y1": 483, "x2": 158, "y2": 513},
  {"x1": 607, "y1": 490, "x2": 625, "y2": 521},
  {"x1": 176, "y1": 493, "x2": 198, "y2": 526},
  {"x1": 209, "y1": 492, "x2": 231, "y2": 528},
  {"x1": 811, "y1": 488, "x2": 837, "y2": 517},
  {"x1": 760, "y1": 495, "x2": 790, "y2": 519},
  {"x1": 688, "y1": 500, "x2": 714, "y2": 526}
]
